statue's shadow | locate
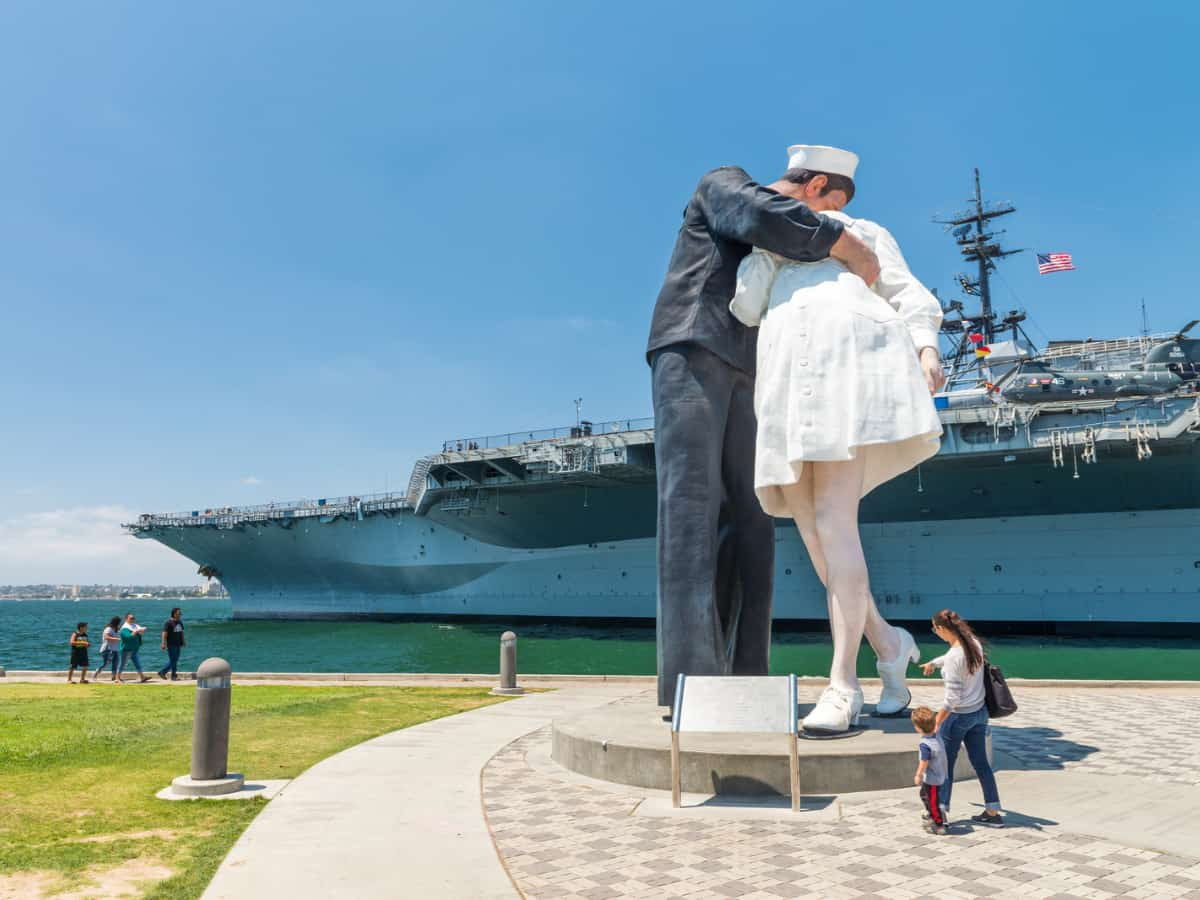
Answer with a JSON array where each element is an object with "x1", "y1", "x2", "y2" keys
[{"x1": 989, "y1": 724, "x2": 1101, "y2": 772}]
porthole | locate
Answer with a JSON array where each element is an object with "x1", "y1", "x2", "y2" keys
[
  {"x1": 993, "y1": 564, "x2": 1002, "y2": 573},
  {"x1": 785, "y1": 568, "x2": 792, "y2": 575}
]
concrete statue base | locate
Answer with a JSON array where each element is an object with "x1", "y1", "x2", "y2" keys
[{"x1": 552, "y1": 699, "x2": 990, "y2": 796}]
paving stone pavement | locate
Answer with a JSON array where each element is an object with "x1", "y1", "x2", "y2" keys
[
  {"x1": 482, "y1": 687, "x2": 1200, "y2": 899},
  {"x1": 978, "y1": 688, "x2": 1200, "y2": 787}
]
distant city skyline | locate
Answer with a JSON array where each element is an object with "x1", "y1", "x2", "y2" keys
[
  {"x1": 0, "y1": 579, "x2": 225, "y2": 599},
  {"x1": 2, "y1": 2, "x2": 1196, "y2": 583}
]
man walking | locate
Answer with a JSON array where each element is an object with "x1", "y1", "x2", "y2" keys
[
  {"x1": 158, "y1": 607, "x2": 186, "y2": 680},
  {"x1": 647, "y1": 150, "x2": 881, "y2": 706}
]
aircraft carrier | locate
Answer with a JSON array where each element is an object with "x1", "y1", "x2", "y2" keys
[{"x1": 127, "y1": 173, "x2": 1200, "y2": 630}]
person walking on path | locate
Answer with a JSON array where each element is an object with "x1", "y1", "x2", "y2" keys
[
  {"x1": 912, "y1": 705, "x2": 948, "y2": 835},
  {"x1": 158, "y1": 607, "x2": 186, "y2": 680},
  {"x1": 67, "y1": 622, "x2": 90, "y2": 684},
  {"x1": 116, "y1": 613, "x2": 150, "y2": 684},
  {"x1": 97, "y1": 616, "x2": 121, "y2": 681},
  {"x1": 922, "y1": 608, "x2": 1005, "y2": 827},
  {"x1": 647, "y1": 155, "x2": 882, "y2": 707}
]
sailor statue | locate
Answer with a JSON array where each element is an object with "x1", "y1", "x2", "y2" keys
[{"x1": 647, "y1": 151, "x2": 882, "y2": 708}]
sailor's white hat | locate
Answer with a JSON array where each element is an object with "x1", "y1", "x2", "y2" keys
[{"x1": 786, "y1": 144, "x2": 859, "y2": 179}]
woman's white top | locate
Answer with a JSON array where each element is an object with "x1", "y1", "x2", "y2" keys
[
  {"x1": 929, "y1": 640, "x2": 986, "y2": 714},
  {"x1": 101, "y1": 626, "x2": 120, "y2": 651},
  {"x1": 730, "y1": 211, "x2": 944, "y2": 516}
]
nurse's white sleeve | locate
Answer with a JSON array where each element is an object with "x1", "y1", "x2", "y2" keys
[
  {"x1": 730, "y1": 248, "x2": 779, "y2": 327},
  {"x1": 871, "y1": 226, "x2": 943, "y2": 353}
]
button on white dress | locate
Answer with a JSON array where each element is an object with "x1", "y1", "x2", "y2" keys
[{"x1": 730, "y1": 211, "x2": 943, "y2": 516}]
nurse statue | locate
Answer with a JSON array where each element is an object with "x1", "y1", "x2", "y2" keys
[{"x1": 731, "y1": 145, "x2": 946, "y2": 733}]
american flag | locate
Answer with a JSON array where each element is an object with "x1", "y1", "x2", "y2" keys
[{"x1": 1037, "y1": 252, "x2": 1075, "y2": 274}]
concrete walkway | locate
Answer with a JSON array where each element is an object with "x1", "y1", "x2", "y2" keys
[
  {"x1": 202, "y1": 684, "x2": 638, "y2": 900},
  {"x1": 194, "y1": 680, "x2": 1200, "y2": 899}
]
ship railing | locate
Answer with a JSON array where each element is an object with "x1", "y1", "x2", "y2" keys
[
  {"x1": 1038, "y1": 333, "x2": 1170, "y2": 363},
  {"x1": 127, "y1": 491, "x2": 413, "y2": 530},
  {"x1": 442, "y1": 416, "x2": 655, "y2": 452},
  {"x1": 1019, "y1": 393, "x2": 1200, "y2": 447}
]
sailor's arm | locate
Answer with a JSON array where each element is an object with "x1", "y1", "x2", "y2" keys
[
  {"x1": 697, "y1": 168, "x2": 881, "y2": 283},
  {"x1": 696, "y1": 169, "x2": 836, "y2": 256}
]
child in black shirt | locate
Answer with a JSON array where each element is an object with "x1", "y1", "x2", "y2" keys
[{"x1": 68, "y1": 622, "x2": 90, "y2": 684}]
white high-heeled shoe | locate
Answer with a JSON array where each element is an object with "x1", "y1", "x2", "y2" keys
[
  {"x1": 875, "y1": 626, "x2": 921, "y2": 716},
  {"x1": 802, "y1": 684, "x2": 864, "y2": 733}
]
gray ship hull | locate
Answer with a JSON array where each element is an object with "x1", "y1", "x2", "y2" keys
[{"x1": 140, "y1": 505, "x2": 1200, "y2": 627}]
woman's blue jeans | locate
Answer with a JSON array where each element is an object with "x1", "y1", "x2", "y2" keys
[
  {"x1": 97, "y1": 649, "x2": 118, "y2": 677},
  {"x1": 118, "y1": 649, "x2": 143, "y2": 675},
  {"x1": 940, "y1": 705, "x2": 1002, "y2": 812}
]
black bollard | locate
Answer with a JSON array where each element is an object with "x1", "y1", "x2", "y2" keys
[{"x1": 492, "y1": 631, "x2": 524, "y2": 696}]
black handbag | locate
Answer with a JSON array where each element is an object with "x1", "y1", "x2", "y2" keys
[{"x1": 983, "y1": 660, "x2": 1018, "y2": 718}]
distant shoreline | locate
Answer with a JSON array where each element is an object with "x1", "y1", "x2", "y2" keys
[{"x1": 0, "y1": 596, "x2": 225, "y2": 602}]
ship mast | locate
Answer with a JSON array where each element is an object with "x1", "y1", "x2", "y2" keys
[{"x1": 936, "y1": 168, "x2": 1022, "y2": 343}]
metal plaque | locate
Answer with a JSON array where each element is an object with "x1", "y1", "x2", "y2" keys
[{"x1": 672, "y1": 674, "x2": 797, "y2": 735}]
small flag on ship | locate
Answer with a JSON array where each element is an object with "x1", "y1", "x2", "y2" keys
[
  {"x1": 968, "y1": 331, "x2": 990, "y2": 359},
  {"x1": 1037, "y1": 252, "x2": 1075, "y2": 274}
]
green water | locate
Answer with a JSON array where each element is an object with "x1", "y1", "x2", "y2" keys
[{"x1": 3, "y1": 599, "x2": 1198, "y2": 679}]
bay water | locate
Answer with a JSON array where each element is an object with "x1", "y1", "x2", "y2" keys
[{"x1": 2, "y1": 598, "x2": 1198, "y2": 679}]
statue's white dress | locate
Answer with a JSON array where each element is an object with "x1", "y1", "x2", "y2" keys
[{"x1": 731, "y1": 211, "x2": 943, "y2": 516}]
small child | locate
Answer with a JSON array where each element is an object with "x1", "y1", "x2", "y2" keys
[
  {"x1": 912, "y1": 706, "x2": 948, "y2": 835},
  {"x1": 68, "y1": 622, "x2": 90, "y2": 684}
]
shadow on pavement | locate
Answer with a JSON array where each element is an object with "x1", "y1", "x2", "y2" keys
[
  {"x1": 694, "y1": 793, "x2": 836, "y2": 812},
  {"x1": 990, "y1": 725, "x2": 1101, "y2": 771},
  {"x1": 956, "y1": 801, "x2": 1059, "y2": 831}
]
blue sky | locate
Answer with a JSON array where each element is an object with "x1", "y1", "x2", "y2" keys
[{"x1": 1, "y1": 1, "x2": 1196, "y2": 582}]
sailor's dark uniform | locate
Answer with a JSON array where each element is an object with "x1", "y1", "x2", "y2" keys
[{"x1": 647, "y1": 166, "x2": 843, "y2": 706}]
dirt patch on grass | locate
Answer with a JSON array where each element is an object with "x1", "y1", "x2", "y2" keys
[
  {"x1": 59, "y1": 860, "x2": 174, "y2": 899},
  {"x1": 66, "y1": 829, "x2": 179, "y2": 845},
  {"x1": 0, "y1": 859, "x2": 174, "y2": 899},
  {"x1": 0, "y1": 871, "x2": 53, "y2": 900}
]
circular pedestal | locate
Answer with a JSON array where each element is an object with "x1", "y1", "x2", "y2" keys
[
  {"x1": 552, "y1": 700, "x2": 990, "y2": 796},
  {"x1": 170, "y1": 773, "x2": 245, "y2": 797},
  {"x1": 491, "y1": 687, "x2": 526, "y2": 696}
]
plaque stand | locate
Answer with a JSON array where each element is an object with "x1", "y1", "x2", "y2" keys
[{"x1": 669, "y1": 673, "x2": 801, "y2": 812}]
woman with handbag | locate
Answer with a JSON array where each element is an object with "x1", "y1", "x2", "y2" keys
[{"x1": 922, "y1": 609, "x2": 1005, "y2": 827}]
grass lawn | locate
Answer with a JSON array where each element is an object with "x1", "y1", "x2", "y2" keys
[{"x1": 0, "y1": 683, "x2": 508, "y2": 899}]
